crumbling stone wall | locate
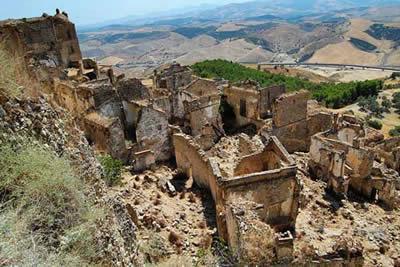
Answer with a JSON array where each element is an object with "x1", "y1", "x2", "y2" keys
[
  {"x1": 219, "y1": 137, "x2": 300, "y2": 232},
  {"x1": 309, "y1": 126, "x2": 397, "y2": 208},
  {"x1": 152, "y1": 96, "x2": 172, "y2": 120},
  {"x1": 221, "y1": 166, "x2": 299, "y2": 232},
  {"x1": 375, "y1": 137, "x2": 400, "y2": 172},
  {"x1": 271, "y1": 106, "x2": 333, "y2": 153},
  {"x1": 84, "y1": 112, "x2": 127, "y2": 160},
  {"x1": 184, "y1": 94, "x2": 224, "y2": 149},
  {"x1": 116, "y1": 78, "x2": 151, "y2": 102},
  {"x1": 173, "y1": 133, "x2": 222, "y2": 201},
  {"x1": 224, "y1": 85, "x2": 261, "y2": 127},
  {"x1": 225, "y1": 201, "x2": 279, "y2": 264},
  {"x1": 171, "y1": 90, "x2": 196, "y2": 120},
  {"x1": 272, "y1": 90, "x2": 310, "y2": 128},
  {"x1": 234, "y1": 145, "x2": 286, "y2": 176},
  {"x1": 88, "y1": 80, "x2": 123, "y2": 119},
  {"x1": 170, "y1": 78, "x2": 221, "y2": 122},
  {"x1": 223, "y1": 83, "x2": 287, "y2": 129},
  {"x1": 153, "y1": 63, "x2": 192, "y2": 91},
  {"x1": 53, "y1": 80, "x2": 94, "y2": 117},
  {"x1": 259, "y1": 85, "x2": 286, "y2": 118},
  {"x1": 184, "y1": 78, "x2": 219, "y2": 97},
  {"x1": 136, "y1": 106, "x2": 171, "y2": 161},
  {"x1": 173, "y1": 134, "x2": 300, "y2": 249}
]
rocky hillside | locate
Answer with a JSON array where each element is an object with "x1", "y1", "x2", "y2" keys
[{"x1": 0, "y1": 57, "x2": 140, "y2": 266}]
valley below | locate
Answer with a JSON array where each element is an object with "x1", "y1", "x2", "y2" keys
[{"x1": 79, "y1": 5, "x2": 400, "y2": 78}]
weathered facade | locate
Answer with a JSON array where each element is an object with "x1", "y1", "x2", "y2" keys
[
  {"x1": 0, "y1": 12, "x2": 82, "y2": 69},
  {"x1": 223, "y1": 81, "x2": 286, "y2": 128},
  {"x1": 84, "y1": 112, "x2": 127, "y2": 160},
  {"x1": 182, "y1": 78, "x2": 224, "y2": 149},
  {"x1": 309, "y1": 115, "x2": 398, "y2": 208}
]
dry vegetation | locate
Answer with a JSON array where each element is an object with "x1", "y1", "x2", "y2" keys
[
  {"x1": 238, "y1": 221, "x2": 275, "y2": 265},
  {"x1": 0, "y1": 140, "x2": 105, "y2": 266},
  {"x1": 0, "y1": 47, "x2": 106, "y2": 266},
  {"x1": 0, "y1": 43, "x2": 23, "y2": 98}
]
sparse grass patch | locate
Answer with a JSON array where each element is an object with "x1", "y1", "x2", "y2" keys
[
  {"x1": 147, "y1": 254, "x2": 193, "y2": 267},
  {"x1": 238, "y1": 221, "x2": 275, "y2": 265},
  {"x1": 0, "y1": 139, "x2": 105, "y2": 266},
  {"x1": 195, "y1": 248, "x2": 218, "y2": 267},
  {"x1": 0, "y1": 45, "x2": 21, "y2": 97},
  {"x1": 0, "y1": 43, "x2": 29, "y2": 98}
]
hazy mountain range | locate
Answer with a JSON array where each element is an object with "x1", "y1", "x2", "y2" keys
[
  {"x1": 80, "y1": 0, "x2": 400, "y2": 29},
  {"x1": 78, "y1": 0, "x2": 400, "y2": 77}
]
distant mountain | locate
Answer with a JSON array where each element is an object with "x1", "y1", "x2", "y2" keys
[
  {"x1": 193, "y1": 0, "x2": 400, "y2": 21},
  {"x1": 79, "y1": 1, "x2": 400, "y2": 77},
  {"x1": 83, "y1": 0, "x2": 400, "y2": 29}
]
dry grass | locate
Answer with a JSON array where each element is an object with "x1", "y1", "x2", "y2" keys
[
  {"x1": 0, "y1": 138, "x2": 105, "y2": 266},
  {"x1": 141, "y1": 233, "x2": 170, "y2": 264},
  {"x1": 0, "y1": 42, "x2": 40, "y2": 99},
  {"x1": 149, "y1": 255, "x2": 193, "y2": 267},
  {"x1": 0, "y1": 44, "x2": 22, "y2": 98},
  {"x1": 239, "y1": 220, "x2": 276, "y2": 265}
]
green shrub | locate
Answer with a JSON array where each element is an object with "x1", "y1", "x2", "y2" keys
[
  {"x1": 367, "y1": 119, "x2": 383, "y2": 130},
  {"x1": 99, "y1": 154, "x2": 123, "y2": 186},
  {"x1": 0, "y1": 139, "x2": 104, "y2": 265},
  {"x1": 392, "y1": 92, "x2": 400, "y2": 113},
  {"x1": 192, "y1": 60, "x2": 382, "y2": 108},
  {"x1": 382, "y1": 97, "x2": 392, "y2": 112},
  {"x1": 389, "y1": 126, "x2": 400, "y2": 137},
  {"x1": 358, "y1": 96, "x2": 384, "y2": 117}
]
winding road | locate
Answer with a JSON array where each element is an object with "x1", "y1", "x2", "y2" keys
[{"x1": 242, "y1": 62, "x2": 400, "y2": 72}]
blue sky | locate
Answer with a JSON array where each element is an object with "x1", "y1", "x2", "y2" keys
[{"x1": 1, "y1": 0, "x2": 249, "y2": 25}]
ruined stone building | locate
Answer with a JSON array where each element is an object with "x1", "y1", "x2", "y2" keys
[
  {"x1": 375, "y1": 137, "x2": 400, "y2": 173},
  {"x1": 223, "y1": 80, "x2": 286, "y2": 128},
  {"x1": 309, "y1": 114, "x2": 398, "y2": 208},
  {"x1": 269, "y1": 90, "x2": 333, "y2": 153},
  {"x1": 153, "y1": 63, "x2": 192, "y2": 91},
  {"x1": 0, "y1": 12, "x2": 82, "y2": 70},
  {"x1": 173, "y1": 133, "x2": 300, "y2": 261}
]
